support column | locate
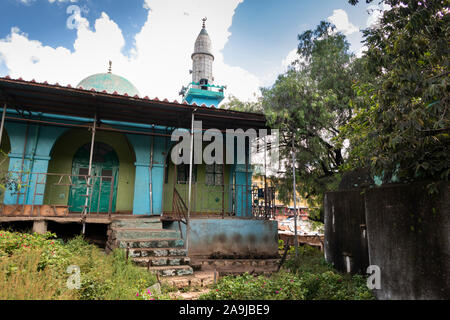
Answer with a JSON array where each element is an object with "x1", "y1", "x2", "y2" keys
[
  {"x1": 4, "y1": 153, "x2": 28, "y2": 205},
  {"x1": 32, "y1": 220, "x2": 48, "y2": 234},
  {"x1": 133, "y1": 161, "x2": 151, "y2": 215},
  {"x1": 234, "y1": 164, "x2": 253, "y2": 218},
  {"x1": 26, "y1": 155, "x2": 51, "y2": 205},
  {"x1": 127, "y1": 134, "x2": 166, "y2": 215}
]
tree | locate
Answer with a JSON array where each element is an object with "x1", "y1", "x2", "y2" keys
[
  {"x1": 226, "y1": 22, "x2": 366, "y2": 221},
  {"x1": 342, "y1": 0, "x2": 449, "y2": 185},
  {"x1": 221, "y1": 94, "x2": 263, "y2": 113}
]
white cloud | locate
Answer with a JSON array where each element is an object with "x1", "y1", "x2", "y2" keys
[
  {"x1": 327, "y1": 9, "x2": 359, "y2": 35},
  {"x1": 355, "y1": 44, "x2": 367, "y2": 58},
  {"x1": 366, "y1": 3, "x2": 391, "y2": 28},
  {"x1": 0, "y1": 0, "x2": 261, "y2": 102},
  {"x1": 260, "y1": 47, "x2": 308, "y2": 87},
  {"x1": 281, "y1": 48, "x2": 299, "y2": 68}
]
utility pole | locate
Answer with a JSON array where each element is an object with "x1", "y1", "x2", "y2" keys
[
  {"x1": 292, "y1": 137, "x2": 299, "y2": 258},
  {"x1": 186, "y1": 110, "x2": 196, "y2": 253}
]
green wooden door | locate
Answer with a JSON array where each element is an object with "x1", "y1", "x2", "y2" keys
[{"x1": 68, "y1": 143, "x2": 119, "y2": 213}]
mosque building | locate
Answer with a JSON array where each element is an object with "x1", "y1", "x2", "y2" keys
[{"x1": 0, "y1": 19, "x2": 278, "y2": 275}]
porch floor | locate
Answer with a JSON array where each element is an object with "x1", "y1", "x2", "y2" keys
[{"x1": 0, "y1": 213, "x2": 156, "y2": 225}]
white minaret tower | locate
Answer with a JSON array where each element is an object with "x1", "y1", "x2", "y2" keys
[
  {"x1": 192, "y1": 17, "x2": 214, "y2": 88},
  {"x1": 180, "y1": 18, "x2": 226, "y2": 107}
]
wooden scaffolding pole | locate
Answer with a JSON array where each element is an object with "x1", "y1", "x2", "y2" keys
[
  {"x1": 0, "y1": 104, "x2": 6, "y2": 148},
  {"x1": 82, "y1": 113, "x2": 97, "y2": 235}
]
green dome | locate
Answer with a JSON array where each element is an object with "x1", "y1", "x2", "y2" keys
[{"x1": 77, "y1": 73, "x2": 140, "y2": 96}]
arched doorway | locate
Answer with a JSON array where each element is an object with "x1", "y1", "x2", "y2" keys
[
  {"x1": 68, "y1": 142, "x2": 119, "y2": 213},
  {"x1": 44, "y1": 128, "x2": 136, "y2": 214}
]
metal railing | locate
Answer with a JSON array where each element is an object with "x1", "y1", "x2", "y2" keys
[
  {"x1": 251, "y1": 182, "x2": 277, "y2": 220},
  {"x1": 1, "y1": 170, "x2": 278, "y2": 220},
  {"x1": 0, "y1": 171, "x2": 115, "y2": 217},
  {"x1": 170, "y1": 183, "x2": 235, "y2": 217},
  {"x1": 167, "y1": 182, "x2": 275, "y2": 220}
]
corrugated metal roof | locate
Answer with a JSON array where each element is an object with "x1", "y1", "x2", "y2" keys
[{"x1": 0, "y1": 76, "x2": 268, "y2": 131}]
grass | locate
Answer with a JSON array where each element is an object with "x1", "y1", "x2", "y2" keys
[
  {"x1": 0, "y1": 230, "x2": 169, "y2": 300},
  {"x1": 0, "y1": 249, "x2": 76, "y2": 300},
  {"x1": 1, "y1": 230, "x2": 375, "y2": 300}
]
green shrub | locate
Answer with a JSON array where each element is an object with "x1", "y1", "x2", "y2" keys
[
  {"x1": 200, "y1": 245, "x2": 375, "y2": 300},
  {"x1": 0, "y1": 230, "x2": 160, "y2": 300},
  {"x1": 199, "y1": 272, "x2": 307, "y2": 300}
]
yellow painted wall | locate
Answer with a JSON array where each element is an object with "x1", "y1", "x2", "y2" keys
[
  {"x1": 252, "y1": 175, "x2": 309, "y2": 209},
  {"x1": 43, "y1": 128, "x2": 136, "y2": 212}
]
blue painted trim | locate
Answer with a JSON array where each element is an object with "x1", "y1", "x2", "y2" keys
[{"x1": 8, "y1": 153, "x2": 51, "y2": 161}]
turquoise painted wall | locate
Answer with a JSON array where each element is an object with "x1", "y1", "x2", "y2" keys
[
  {"x1": 126, "y1": 134, "x2": 168, "y2": 215},
  {"x1": 2, "y1": 111, "x2": 255, "y2": 217},
  {"x1": 3, "y1": 121, "x2": 67, "y2": 205},
  {"x1": 184, "y1": 87, "x2": 224, "y2": 108},
  {"x1": 0, "y1": 131, "x2": 11, "y2": 203}
]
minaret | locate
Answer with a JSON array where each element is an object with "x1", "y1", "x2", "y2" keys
[
  {"x1": 192, "y1": 18, "x2": 214, "y2": 86},
  {"x1": 180, "y1": 18, "x2": 226, "y2": 108}
]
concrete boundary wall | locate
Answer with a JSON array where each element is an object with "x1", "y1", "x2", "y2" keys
[
  {"x1": 324, "y1": 181, "x2": 449, "y2": 300},
  {"x1": 165, "y1": 218, "x2": 279, "y2": 258},
  {"x1": 324, "y1": 189, "x2": 369, "y2": 274}
]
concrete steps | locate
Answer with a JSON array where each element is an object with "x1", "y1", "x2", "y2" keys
[
  {"x1": 112, "y1": 227, "x2": 180, "y2": 239},
  {"x1": 132, "y1": 256, "x2": 191, "y2": 267},
  {"x1": 140, "y1": 265, "x2": 194, "y2": 277},
  {"x1": 118, "y1": 238, "x2": 185, "y2": 249},
  {"x1": 190, "y1": 258, "x2": 280, "y2": 276},
  {"x1": 107, "y1": 217, "x2": 193, "y2": 277},
  {"x1": 129, "y1": 247, "x2": 188, "y2": 258},
  {"x1": 163, "y1": 271, "x2": 218, "y2": 289},
  {"x1": 111, "y1": 217, "x2": 163, "y2": 229}
]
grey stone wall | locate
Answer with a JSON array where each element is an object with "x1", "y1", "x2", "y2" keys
[
  {"x1": 324, "y1": 189, "x2": 369, "y2": 274},
  {"x1": 324, "y1": 181, "x2": 449, "y2": 300}
]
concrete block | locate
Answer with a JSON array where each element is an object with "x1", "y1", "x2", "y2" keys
[
  {"x1": 169, "y1": 258, "x2": 181, "y2": 266},
  {"x1": 152, "y1": 258, "x2": 168, "y2": 266},
  {"x1": 32, "y1": 221, "x2": 48, "y2": 234}
]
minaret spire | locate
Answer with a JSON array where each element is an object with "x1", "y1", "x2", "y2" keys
[{"x1": 202, "y1": 17, "x2": 207, "y2": 29}]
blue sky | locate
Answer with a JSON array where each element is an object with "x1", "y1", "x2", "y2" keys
[{"x1": 0, "y1": 0, "x2": 382, "y2": 101}]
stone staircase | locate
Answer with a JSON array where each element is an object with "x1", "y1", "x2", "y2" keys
[
  {"x1": 190, "y1": 257, "x2": 280, "y2": 276},
  {"x1": 106, "y1": 217, "x2": 193, "y2": 277}
]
